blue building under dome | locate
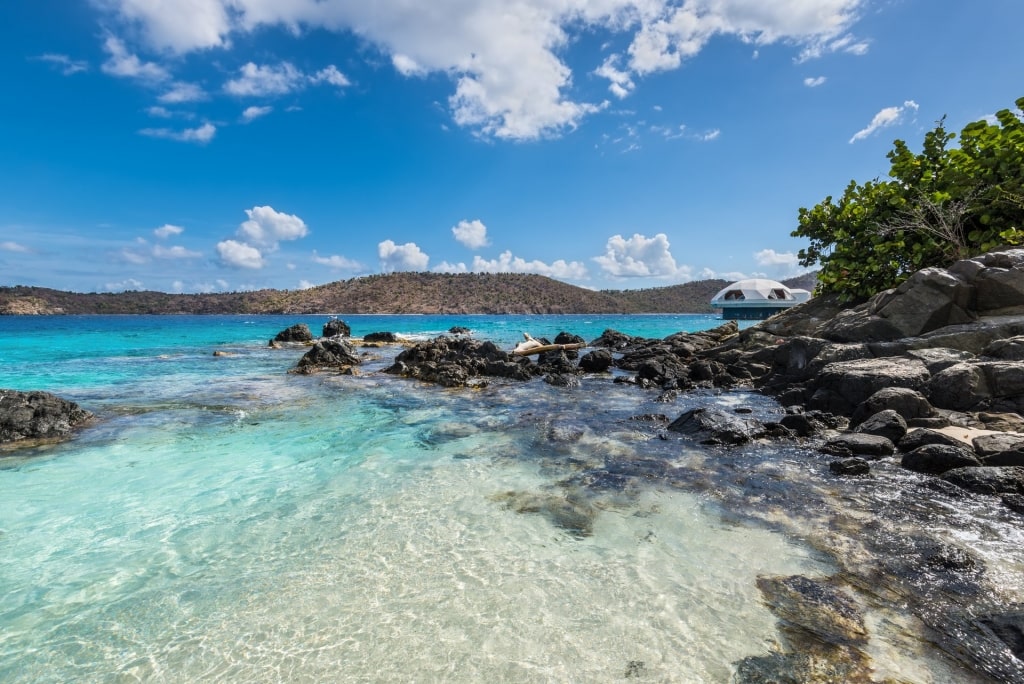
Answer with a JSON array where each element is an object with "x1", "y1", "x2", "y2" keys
[{"x1": 710, "y1": 278, "x2": 811, "y2": 320}]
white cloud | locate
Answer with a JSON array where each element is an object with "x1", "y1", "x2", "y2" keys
[
  {"x1": 378, "y1": 240, "x2": 429, "y2": 272},
  {"x1": 452, "y1": 219, "x2": 490, "y2": 249},
  {"x1": 242, "y1": 105, "x2": 273, "y2": 122},
  {"x1": 216, "y1": 239, "x2": 264, "y2": 269},
  {"x1": 0, "y1": 241, "x2": 31, "y2": 253},
  {"x1": 153, "y1": 224, "x2": 184, "y2": 238},
  {"x1": 225, "y1": 62, "x2": 305, "y2": 97},
  {"x1": 803, "y1": 76, "x2": 827, "y2": 87},
  {"x1": 754, "y1": 249, "x2": 800, "y2": 268},
  {"x1": 594, "y1": 233, "x2": 690, "y2": 280},
  {"x1": 471, "y1": 250, "x2": 587, "y2": 279},
  {"x1": 105, "y1": 278, "x2": 144, "y2": 291},
  {"x1": 238, "y1": 206, "x2": 308, "y2": 247},
  {"x1": 432, "y1": 261, "x2": 468, "y2": 273},
  {"x1": 96, "y1": 0, "x2": 873, "y2": 140},
  {"x1": 37, "y1": 53, "x2": 88, "y2": 75},
  {"x1": 140, "y1": 123, "x2": 217, "y2": 144},
  {"x1": 699, "y1": 267, "x2": 748, "y2": 281},
  {"x1": 119, "y1": 247, "x2": 149, "y2": 264},
  {"x1": 311, "y1": 65, "x2": 350, "y2": 88},
  {"x1": 392, "y1": 54, "x2": 426, "y2": 77},
  {"x1": 147, "y1": 106, "x2": 173, "y2": 118},
  {"x1": 700, "y1": 128, "x2": 720, "y2": 141},
  {"x1": 101, "y1": 36, "x2": 169, "y2": 82},
  {"x1": 849, "y1": 100, "x2": 919, "y2": 143},
  {"x1": 312, "y1": 252, "x2": 362, "y2": 270},
  {"x1": 158, "y1": 82, "x2": 207, "y2": 103},
  {"x1": 153, "y1": 244, "x2": 202, "y2": 259},
  {"x1": 298, "y1": 279, "x2": 317, "y2": 290}
]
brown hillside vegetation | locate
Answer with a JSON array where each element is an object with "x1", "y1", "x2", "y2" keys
[{"x1": 0, "y1": 272, "x2": 817, "y2": 315}]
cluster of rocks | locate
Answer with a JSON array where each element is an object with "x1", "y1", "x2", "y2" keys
[{"x1": 0, "y1": 389, "x2": 92, "y2": 447}]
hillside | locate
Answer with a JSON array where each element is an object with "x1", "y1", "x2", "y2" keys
[{"x1": 0, "y1": 272, "x2": 817, "y2": 315}]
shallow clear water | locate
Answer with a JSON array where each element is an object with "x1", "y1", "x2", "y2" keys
[{"x1": 0, "y1": 314, "x2": 1016, "y2": 682}]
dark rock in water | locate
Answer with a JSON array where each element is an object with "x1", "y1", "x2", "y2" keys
[
  {"x1": 942, "y1": 466, "x2": 1024, "y2": 496},
  {"x1": 537, "y1": 350, "x2": 578, "y2": 374},
  {"x1": 902, "y1": 444, "x2": 981, "y2": 475},
  {"x1": 322, "y1": 318, "x2": 350, "y2": 338},
  {"x1": 779, "y1": 412, "x2": 824, "y2": 437},
  {"x1": 667, "y1": 407, "x2": 764, "y2": 445},
  {"x1": 853, "y1": 409, "x2": 907, "y2": 443},
  {"x1": 363, "y1": 331, "x2": 399, "y2": 343},
  {"x1": 385, "y1": 337, "x2": 538, "y2": 387},
  {"x1": 589, "y1": 328, "x2": 639, "y2": 350},
  {"x1": 491, "y1": 490, "x2": 596, "y2": 537},
  {"x1": 271, "y1": 323, "x2": 313, "y2": 344},
  {"x1": 448, "y1": 326, "x2": 470, "y2": 335},
  {"x1": 755, "y1": 575, "x2": 868, "y2": 646},
  {"x1": 293, "y1": 339, "x2": 361, "y2": 374},
  {"x1": 544, "y1": 373, "x2": 581, "y2": 388},
  {"x1": 578, "y1": 349, "x2": 612, "y2": 373},
  {"x1": 623, "y1": 660, "x2": 646, "y2": 678},
  {"x1": 830, "y1": 458, "x2": 871, "y2": 476},
  {"x1": 821, "y1": 433, "x2": 895, "y2": 459},
  {"x1": 1003, "y1": 494, "x2": 1024, "y2": 514},
  {"x1": 850, "y1": 387, "x2": 933, "y2": 425},
  {"x1": 898, "y1": 428, "x2": 965, "y2": 452},
  {"x1": 629, "y1": 413, "x2": 669, "y2": 423},
  {"x1": 554, "y1": 331, "x2": 585, "y2": 346},
  {"x1": 0, "y1": 389, "x2": 93, "y2": 446}
]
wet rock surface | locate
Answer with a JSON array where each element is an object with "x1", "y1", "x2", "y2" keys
[
  {"x1": 292, "y1": 338, "x2": 361, "y2": 374},
  {"x1": 0, "y1": 389, "x2": 93, "y2": 448},
  {"x1": 322, "y1": 318, "x2": 351, "y2": 338},
  {"x1": 271, "y1": 322, "x2": 313, "y2": 344}
]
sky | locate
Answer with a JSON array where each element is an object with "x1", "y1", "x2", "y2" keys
[{"x1": 1, "y1": 1, "x2": 1022, "y2": 294}]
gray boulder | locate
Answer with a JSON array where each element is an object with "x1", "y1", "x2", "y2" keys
[
  {"x1": 853, "y1": 409, "x2": 907, "y2": 443},
  {"x1": 811, "y1": 357, "x2": 930, "y2": 415},
  {"x1": 899, "y1": 428, "x2": 967, "y2": 452},
  {"x1": 821, "y1": 433, "x2": 895, "y2": 458},
  {"x1": 983, "y1": 336, "x2": 1024, "y2": 361},
  {"x1": 364, "y1": 331, "x2": 399, "y2": 343},
  {"x1": 272, "y1": 323, "x2": 313, "y2": 344},
  {"x1": 973, "y1": 433, "x2": 1024, "y2": 458},
  {"x1": 0, "y1": 389, "x2": 93, "y2": 446},
  {"x1": 294, "y1": 339, "x2": 361, "y2": 374},
  {"x1": 667, "y1": 407, "x2": 764, "y2": 445},
  {"x1": 941, "y1": 466, "x2": 1024, "y2": 496},
  {"x1": 322, "y1": 318, "x2": 350, "y2": 338},
  {"x1": 927, "y1": 363, "x2": 988, "y2": 411},
  {"x1": 902, "y1": 444, "x2": 982, "y2": 475},
  {"x1": 578, "y1": 349, "x2": 613, "y2": 373},
  {"x1": 851, "y1": 387, "x2": 933, "y2": 425},
  {"x1": 830, "y1": 458, "x2": 871, "y2": 476}
]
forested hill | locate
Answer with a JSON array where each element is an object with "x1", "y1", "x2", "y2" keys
[{"x1": 0, "y1": 272, "x2": 817, "y2": 315}]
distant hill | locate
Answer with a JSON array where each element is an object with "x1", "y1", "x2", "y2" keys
[{"x1": 0, "y1": 272, "x2": 818, "y2": 315}]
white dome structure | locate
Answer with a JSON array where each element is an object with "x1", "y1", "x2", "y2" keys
[{"x1": 710, "y1": 278, "x2": 811, "y2": 320}]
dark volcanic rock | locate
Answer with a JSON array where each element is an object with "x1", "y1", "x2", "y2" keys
[
  {"x1": 271, "y1": 323, "x2": 313, "y2": 344},
  {"x1": 983, "y1": 336, "x2": 1024, "y2": 361},
  {"x1": 363, "y1": 331, "x2": 399, "y2": 343},
  {"x1": 294, "y1": 339, "x2": 361, "y2": 374},
  {"x1": 553, "y1": 331, "x2": 585, "y2": 346},
  {"x1": 902, "y1": 444, "x2": 981, "y2": 475},
  {"x1": 589, "y1": 328, "x2": 639, "y2": 350},
  {"x1": 821, "y1": 433, "x2": 895, "y2": 458},
  {"x1": 851, "y1": 387, "x2": 933, "y2": 425},
  {"x1": 898, "y1": 428, "x2": 966, "y2": 452},
  {"x1": 385, "y1": 337, "x2": 538, "y2": 387},
  {"x1": 578, "y1": 349, "x2": 613, "y2": 373},
  {"x1": 0, "y1": 389, "x2": 93, "y2": 446},
  {"x1": 667, "y1": 407, "x2": 763, "y2": 445},
  {"x1": 1003, "y1": 494, "x2": 1024, "y2": 514},
  {"x1": 853, "y1": 409, "x2": 908, "y2": 443},
  {"x1": 544, "y1": 373, "x2": 581, "y2": 388},
  {"x1": 830, "y1": 458, "x2": 871, "y2": 476},
  {"x1": 448, "y1": 326, "x2": 470, "y2": 335},
  {"x1": 977, "y1": 609, "x2": 1024, "y2": 661},
  {"x1": 810, "y1": 358, "x2": 930, "y2": 415},
  {"x1": 322, "y1": 318, "x2": 351, "y2": 338},
  {"x1": 942, "y1": 466, "x2": 1024, "y2": 496}
]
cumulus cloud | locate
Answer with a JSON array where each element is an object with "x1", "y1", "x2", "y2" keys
[
  {"x1": 754, "y1": 248, "x2": 801, "y2": 269},
  {"x1": 378, "y1": 240, "x2": 430, "y2": 272},
  {"x1": 452, "y1": 219, "x2": 490, "y2": 249},
  {"x1": 803, "y1": 76, "x2": 827, "y2": 87},
  {"x1": 105, "y1": 278, "x2": 144, "y2": 291},
  {"x1": 311, "y1": 65, "x2": 350, "y2": 88},
  {"x1": 849, "y1": 100, "x2": 919, "y2": 143},
  {"x1": 101, "y1": 36, "x2": 169, "y2": 82},
  {"x1": 36, "y1": 53, "x2": 88, "y2": 75},
  {"x1": 216, "y1": 239, "x2": 264, "y2": 269},
  {"x1": 238, "y1": 206, "x2": 308, "y2": 247},
  {"x1": 470, "y1": 251, "x2": 587, "y2": 279},
  {"x1": 153, "y1": 224, "x2": 184, "y2": 238},
  {"x1": 298, "y1": 279, "x2": 317, "y2": 290},
  {"x1": 0, "y1": 241, "x2": 31, "y2": 253},
  {"x1": 594, "y1": 233, "x2": 690, "y2": 280},
  {"x1": 241, "y1": 105, "x2": 273, "y2": 122},
  {"x1": 312, "y1": 252, "x2": 362, "y2": 270},
  {"x1": 140, "y1": 123, "x2": 217, "y2": 144},
  {"x1": 95, "y1": 0, "x2": 873, "y2": 140},
  {"x1": 432, "y1": 260, "x2": 468, "y2": 273}
]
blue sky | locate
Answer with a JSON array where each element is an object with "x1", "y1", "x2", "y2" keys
[{"x1": 1, "y1": 0, "x2": 1022, "y2": 294}]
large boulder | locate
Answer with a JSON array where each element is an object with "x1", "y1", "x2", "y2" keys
[
  {"x1": 322, "y1": 318, "x2": 351, "y2": 338},
  {"x1": 821, "y1": 433, "x2": 895, "y2": 459},
  {"x1": 578, "y1": 349, "x2": 613, "y2": 373},
  {"x1": 927, "y1": 362, "x2": 988, "y2": 411},
  {"x1": 853, "y1": 409, "x2": 907, "y2": 443},
  {"x1": 902, "y1": 444, "x2": 982, "y2": 475},
  {"x1": 850, "y1": 387, "x2": 933, "y2": 425},
  {"x1": 941, "y1": 466, "x2": 1024, "y2": 496},
  {"x1": 809, "y1": 357, "x2": 930, "y2": 415},
  {"x1": 0, "y1": 389, "x2": 92, "y2": 446},
  {"x1": 293, "y1": 339, "x2": 360, "y2": 374},
  {"x1": 667, "y1": 407, "x2": 764, "y2": 445},
  {"x1": 271, "y1": 323, "x2": 313, "y2": 344}
]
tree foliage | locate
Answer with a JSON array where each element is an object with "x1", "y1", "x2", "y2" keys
[{"x1": 793, "y1": 96, "x2": 1024, "y2": 301}]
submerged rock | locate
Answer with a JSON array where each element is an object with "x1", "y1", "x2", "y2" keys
[
  {"x1": 491, "y1": 489, "x2": 596, "y2": 537},
  {"x1": 666, "y1": 407, "x2": 764, "y2": 445},
  {"x1": 0, "y1": 389, "x2": 93, "y2": 447}
]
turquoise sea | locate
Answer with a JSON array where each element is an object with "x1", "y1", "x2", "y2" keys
[{"x1": 0, "y1": 315, "x2": 1016, "y2": 682}]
